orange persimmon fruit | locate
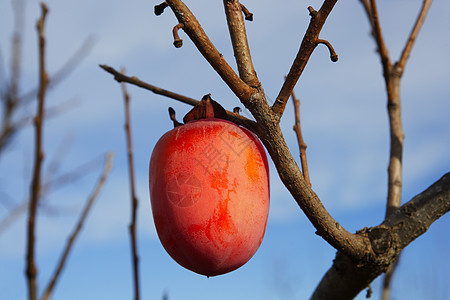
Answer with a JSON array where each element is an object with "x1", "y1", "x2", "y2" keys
[{"x1": 149, "y1": 95, "x2": 270, "y2": 276}]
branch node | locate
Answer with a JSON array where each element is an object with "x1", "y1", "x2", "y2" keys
[
  {"x1": 154, "y1": 2, "x2": 168, "y2": 16},
  {"x1": 368, "y1": 227, "x2": 392, "y2": 255},
  {"x1": 240, "y1": 3, "x2": 253, "y2": 21},
  {"x1": 317, "y1": 39, "x2": 338, "y2": 62},
  {"x1": 307, "y1": 6, "x2": 318, "y2": 18},
  {"x1": 172, "y1": 23, "x2": 184, "y2": 48}
]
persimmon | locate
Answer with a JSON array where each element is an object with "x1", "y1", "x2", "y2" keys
[{"x1": 149, "y1": 95, "x2": 270, "y2": 276}]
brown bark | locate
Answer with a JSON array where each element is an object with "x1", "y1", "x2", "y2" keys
[
  {"x1": 359, "y1": 1, "x2": 433, "y2": 298},
  {"x1": 26, "y1": 4, "x2": 49, "y2": 300},
  {"x1": 291, "y1": 90, "x2": 311, "y2": 186},
  {"x1": 223, "y1": 0, "x2": 259, "y2": 87},
  {"x1": 311, "y1": 172, "x2": 450, "y2": 299},
  {"x1": 121, "y1": 78, "x2": 141, "y2": 300}
]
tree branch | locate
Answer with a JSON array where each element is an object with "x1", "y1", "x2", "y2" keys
[
  {"x1": 311, "y1": 172, "x2": 450, "y2": 300},
  {"x1": 40, "y1": 153, "x2": 113, "y2": 300},
  {"x1": 290, "y1": 89, "x2": 310, "y2": 187},
  {"x1": 99, "y1": 64, "x2": 258, "y2": 133},
  {"x1": 396, "y1": 0, "x2": 433, "y2": 75},
  {"x1": 121, "y1": 74, "x2": 141, "y2": 300},
  {"x1": 99, "y1": 64, "x2": 198, "y2": 106},
  {"x1": 223, "y1": 0, "x2": 259, "y2": 86},
  {"x1": 162, "y1": 0, "x2": 253, "y2": 102},
  {"x1": 368, "y1": 0, "x2": 392, "y2": 88},
  {"x1": 271, "y1": 0, "x2": 338, "y2": 121},
  {"x1": 26, "y1": 4, "x2": 49, "y2": 300}
]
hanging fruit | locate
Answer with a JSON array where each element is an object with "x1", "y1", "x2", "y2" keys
[{"x1": 149, "y1": 94, "x2": 270, "y2": 276}]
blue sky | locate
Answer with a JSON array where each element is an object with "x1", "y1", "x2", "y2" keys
[{"x1": 1, "y1": 0, "x2": 449, "y2": 299}]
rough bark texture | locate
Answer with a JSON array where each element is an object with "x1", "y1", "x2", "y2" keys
[{"x1": 311, "y1": 172, "x2": 450, "y2": 299}]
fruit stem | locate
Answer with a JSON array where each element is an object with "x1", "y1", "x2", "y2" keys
[{"x1": 182, "y1": 94, "x2": 227, "y2": 123}]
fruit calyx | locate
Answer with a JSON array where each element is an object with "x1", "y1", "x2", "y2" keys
[{"x1": 183, "y1": 94, "x2": 228, "y2": 124}]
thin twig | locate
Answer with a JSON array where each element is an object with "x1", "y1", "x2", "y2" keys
[
  {"x1": 40, "y1": 153, "x2": 114, "y2": 300},
  {"x1": 26, "y1": 4, "x2": 49, "y2": 300},
  {"x1": 368, "y1": 0, "x2": 392, "y2": 89},
  {"x1": 290, "y1": 90, "x2": 310, "y2": 187},
  {"x1": 271, "y1": 0, "x2": 338, "y2": 122},
  {"x1": 99, "y1": 64, "x2": 258, "y2": 133},
  {"x1": 172, "y1": 23, "x2": 184, "y2": 48},
  {"x1": 396, "y1": 0, "x2": 433, "y2": 75},
  {"x1": 99, "y1": 64, "x2": 198, "y2": 106},
  {"x1": 121, "y1": 74, "x2": 141, "y2": 300},
  {"x1": 240, "y1": 3, "x2": 253, "y2": 21},
  {"x1": 316, "y1": 39, "x2": 338, "y2": 62},
  {"x1": 223, "y1": 0, "x2": 259, "y2": 86}
]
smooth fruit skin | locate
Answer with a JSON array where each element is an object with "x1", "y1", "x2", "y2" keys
[{"x1": 149, "y1": 118, "x2": 270, "y2": 276}]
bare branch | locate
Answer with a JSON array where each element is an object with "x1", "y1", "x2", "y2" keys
[
  {"x1": 368, "y1": 0, "x2": 392, "y2": 89},
  {"x1": 172, "y1": 23, "x2": 184, "y2": 48},
  {"x1": 26, "y1": 4, "x2": 49, "y2": 300},
  {"x1": 223, "y1": 0, "x2": 259, "y2": 86},
  {"x1": 164, "y1": 0, "x2": 253, "y2": 102},
  {"x1": 359, "y1": 0, "x2": 372, "y2": 26},
  {"x1": 271, "y1": 0, "x2": 338, "y2": 121},
  {"x1": 99, "y1": 65, "x2": 258, "y2": 132},
  {"x1": 41, "y1": 153, "x2": 113, "y2": 300},
  {"x1": 240, "y1": 3, "x2": 253, "y2": 21},
  {"x1": 100, "y1": 64, "x2": 198, "y2": 106},
  {"x1": 121, "y1": 73, "x2": 141, "y2": 300},
  {"x1": 396, "y1": 0, "x2": 433, "y2": 75},
  {"x1": 316, "y1": 39, "x2": 338, "y2": 62},
  {"x1": 290, "y1": 90, "x2": 310, "y2": 187}
]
